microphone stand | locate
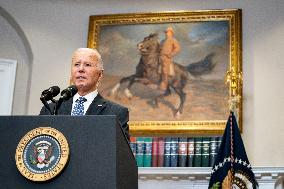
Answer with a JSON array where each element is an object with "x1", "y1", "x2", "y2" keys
[
  {"x1": 40, "y1": 96, "x2": 53, "y2": 115},
  {"x1": 53, "y1": 98, "x2": 63, "y2": 115}
]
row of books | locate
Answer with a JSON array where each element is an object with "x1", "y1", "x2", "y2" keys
[{"x1": 129, "y1": 137, "x2": 222, "y2": 167}]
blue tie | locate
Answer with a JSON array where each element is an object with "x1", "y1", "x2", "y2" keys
[{"x1": 71, "y1": 97, "x2": 87, "y2": 116}]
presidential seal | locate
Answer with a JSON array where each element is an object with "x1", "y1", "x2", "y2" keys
[{"x1": 15, "y1": 127, "x2": 69, "y2": 182}]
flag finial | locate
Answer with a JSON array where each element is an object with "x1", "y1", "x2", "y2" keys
[
  {"x1": 225, "y1": 67, "x2": 243, "y2": 96},
  {"x1": 228, "y1": 95, "x2": 241, "y2": 113}
]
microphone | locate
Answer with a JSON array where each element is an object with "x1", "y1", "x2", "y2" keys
[
  {"x1": 40, "y1": 86, "x2": 60, "y2": 115},
  {"x1": 40, "y1": 86, "x2": 60, "y2": 101},
  {"x1": 53, "y1": 85, "x2": 77, "y2": 115},
  {"x1": 60, "y1": 85, "x2": 78, "y2": 101}
]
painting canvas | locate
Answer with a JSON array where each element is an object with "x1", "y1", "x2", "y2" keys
[{"x1": 88, "y1": 10, "x2": 242, "y2": 135}]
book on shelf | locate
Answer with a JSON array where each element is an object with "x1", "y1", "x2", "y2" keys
[
  {"x1": 144, "y1": 137, "x2": 152, "y2": 167},
  {"x1": 136, "y1": 137, "x2": 144, "y2": 167},
  {"x1": 201, "y1": 137, "x2": 210, "y2": 167},
  {"x1": 152, "y1": 137, "x2": 159, "y2": 167},
  {"x1": 170, "y1": 137, "x2": 179, "y2": 167},
  {"x1": 164, "y1": 137, "x2": 171, "y2": 167},
  {"x1": 129, "y1": 136, "x2": 137, "y2": 157},
  {"x1": 193, "y1": 137, "x2": 202, "y2": 167},
  {"x1": 178, "y1": 137, "x2": 188, "y2": 167},
  {"x1": 187, "y1": 137, "x2": 195, "y2": 167},
  {"x1": 217, "y1": 136, "x2": 222, "y2": 153},
  {"x1": 157, "y1": 137, "x2": 165, "y2": 167},
  {"x1": 209, "y1": 137, "x2": 218, "y2": 167}
]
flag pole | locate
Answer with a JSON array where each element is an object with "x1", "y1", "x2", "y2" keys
[
  {"x1": 230, "y1": 112, "x2": 233, "y2": 189},
  {"x1": 228, "y1": 96, "x2": 241, "y2": 188},
  {"x1": 226, "y1": 66, "x2": 242, "y2": 188}
]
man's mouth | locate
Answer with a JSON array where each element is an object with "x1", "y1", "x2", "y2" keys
[{"x1": 76, "y1": 76, "x2": 86, "y2": 80}]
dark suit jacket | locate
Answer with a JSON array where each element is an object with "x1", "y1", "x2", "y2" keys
[{"x1": 40, "y1": 93, "x2": 129, "y2": 140}]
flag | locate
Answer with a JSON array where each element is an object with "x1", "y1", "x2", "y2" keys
[{"x1": 208, "y1": 112, "x2": 258, "y2": 189}]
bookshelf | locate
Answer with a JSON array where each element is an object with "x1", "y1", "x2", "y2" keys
[{"x1": 130, "y1": 136, "x2": 222, "y2": 168}]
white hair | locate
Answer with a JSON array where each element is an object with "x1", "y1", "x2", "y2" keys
[{"x1": 72, "y1": 48, "x2": 104, "y2": 70}]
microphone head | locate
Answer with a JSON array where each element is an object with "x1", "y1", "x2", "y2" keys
[
  {"x1": 49, "y1": 86, "x2": 60, "y2": 97},
  {"x1": 41, "y1": 86, "x2": 60, "y2": 101},
  {"x1": 60, "y1": 85, "x2": 78, "y2": 101}
]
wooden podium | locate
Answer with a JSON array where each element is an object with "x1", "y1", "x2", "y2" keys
[{"x1": 0, "y1": 115, "x2": 138, "y2": 189}]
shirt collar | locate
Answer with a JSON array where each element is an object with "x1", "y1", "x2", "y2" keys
[{"x1": 73, "y1": 90, "x2": 98, "y2": 103}]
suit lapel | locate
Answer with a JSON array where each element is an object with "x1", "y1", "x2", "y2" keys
[{"x1": 86, "y1": 93, "x2": 107, "y2": 115}]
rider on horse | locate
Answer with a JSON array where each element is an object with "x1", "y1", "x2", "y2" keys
[{"x1": 159, "y1": 27, "x2": 181, "y2": 91}]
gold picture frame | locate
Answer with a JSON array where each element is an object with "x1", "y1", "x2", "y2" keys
[{"x1": 87, "y1": 9, "x2": 242, "y2": 136}]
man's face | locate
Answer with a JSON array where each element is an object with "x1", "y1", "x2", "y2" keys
[
  {"x1": 71, "y1": 51, "x2": 102, "y2": 95},
  {"x1": 165, "y1": 31, "x2": 173, "y2": 38}
]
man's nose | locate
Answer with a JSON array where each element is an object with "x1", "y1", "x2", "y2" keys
[{"x1": 78, "y1": 64, "x2": 85, "y2": 72}]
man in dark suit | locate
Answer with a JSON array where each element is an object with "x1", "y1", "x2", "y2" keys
[{"x1": 40, "y1": 48, "x2": 129, "y2": 140}]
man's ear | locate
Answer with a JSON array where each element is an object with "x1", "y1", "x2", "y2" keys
[
  {"x1": 99, "y1": 70, "x2": 104, "y2": 80},
  {"x1": 96, "y1": 71, "x2": 104, "y2": 88},
  {"x1": 69, "y1": 77, "x2": 74, "y2": 85}
]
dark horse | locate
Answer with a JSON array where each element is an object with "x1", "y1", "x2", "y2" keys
[{"x1": 110, "y1": 33, "x2": 188, "y2": 117}]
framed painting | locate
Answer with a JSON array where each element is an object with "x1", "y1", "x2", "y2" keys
[{"x1": 87, "y1": 9, "x2": 242, "y2": 136}]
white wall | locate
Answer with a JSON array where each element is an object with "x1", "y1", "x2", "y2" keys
[
  {"x1": 0, "y1": 7, "x2": 32, "y2": 114},
  {"x1": 0, "y1": 0, "x2": 283, "y2": 166}
]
